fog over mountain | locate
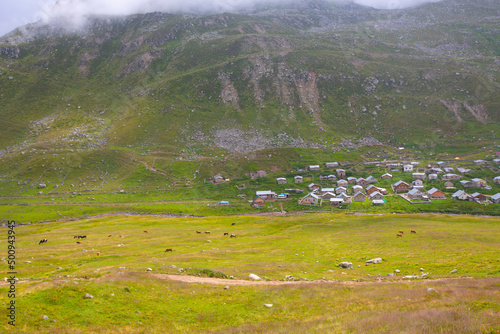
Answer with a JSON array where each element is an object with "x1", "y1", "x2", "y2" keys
[{"x1": 37, "y1": 0, "x2": 441, "y2": 29}]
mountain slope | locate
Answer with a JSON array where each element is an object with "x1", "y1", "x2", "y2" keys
[{"x1": 0, "y1": 0, "x2": 499, "y2": 157}]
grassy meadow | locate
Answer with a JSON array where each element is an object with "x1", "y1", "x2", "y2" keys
[{"x1": 1, "y1": 213, "x2": 499, "y2": 333}]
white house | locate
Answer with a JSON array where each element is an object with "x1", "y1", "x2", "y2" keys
[
  {"x1": 299, "y1": 193, "x2": 320, "y2": 206},
  {"x1": 403, "y1": 165, "x2": 414, "y2": 172},
  {"x1": 276, "y1": 177, "x2": 287, "y2": 185},
  {"x1": 412, "y1": 172, "x2": 426, "y2": 180},
  {"x1": 452, "y1": 190, "x2": 470, "y2": 200},
  {"x1": 256, "y1": 190, "x2": 276, "y2": 199}
]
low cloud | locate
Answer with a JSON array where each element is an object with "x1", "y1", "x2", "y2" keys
[
  {"x1": 353, "y1": 0, "x2": 441, "y2": 9},
  {"x1": 37, "y1": 0, "x2": 442, "y2": 30}
]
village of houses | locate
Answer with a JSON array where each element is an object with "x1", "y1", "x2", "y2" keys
[{"x1": 224, "y1": 157, "x2": 500, "y2": 209}]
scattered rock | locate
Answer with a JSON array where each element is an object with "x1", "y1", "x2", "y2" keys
[
  {"x1": 249, "y1": 274, "x2": 261, "y2": 281},
  {"x1": 43, "y1": 315, "x2": 49, "y2": 320},
  {"x1": 420, "y1": 268, "x2": 425, "y2": 271},
  {"x1": 427, "y1": 288, "x2": 439, "y2": 293},
  {"x1": 224, "y1": 285, "x2": 229, "y2": 290},
  {"x1": 403, "y1": 275, "x2": 418, "y2": 279},
  {"x1": 264, "y1": 304, "x2": 273, "y2": 308},
  {"x1": 338, "y1": 262, "x2": 353, "y2": 269},
  {"x1": 84, "y1": 293, "x2": 94, "y2": 299},
  {"x1": 326, "y1": 270, "x2": 335, "y2": 273},
  {"x1": 395, "y1": 269, "x2": 400, "y2": 273},
  {"x1": 38, "y1": 184, "x2": 46, "y2": 189},
  {"x1": 25, "y1": 261, "x2": 31, "y2": 264},
  {"x1": 111, "y1": 293, "x2": 115, "y2": 296},
  {"x1": 450, "y1": 269, "x2": 457, "y2": 273},
  {"x1": 366, "y1": 258, "x2": 382, "y2": 264},
  {"x1": 206, "y1": 240, "x2": 211, "y2": 243},
  {"x1": 146, "y1": 268, "x2": 152, "y2": 272},
  {"x1": 57, "y1": 267, "x2": 62, "y2": 269},
  {"x1": 119, "y1": 267, "x2": 125, "y2": 270},
  {"x1": 386, "y1": 273, "x2": 395, "y2": 277}
]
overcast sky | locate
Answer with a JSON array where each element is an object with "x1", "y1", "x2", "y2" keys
[{"x1": 0, "y1": 0, "x2": 441, "y2": 37}]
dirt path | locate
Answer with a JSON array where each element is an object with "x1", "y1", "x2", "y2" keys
[{"x1": 150, "y1": 273, "x2": 474, "y2": 286}]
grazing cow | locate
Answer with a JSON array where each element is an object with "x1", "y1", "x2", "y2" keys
[
  {"x1": 196, "y1": 231, "x2": 202, "y2": 234},
  {"x1": 119, "y1": 235, "x2": 124, "y2": 238},
  {"x1": 96, "y1": 252, "x2": 100, "y2": 256},
  {"x1": 165, "y1": 248, "x2": 173, "y2": 252},
  {"x1": 231, "y1": 223, "x2": 235, "y2": 226},
  {"x1": 77, "y1": 235, "x2": 87, "y2": 239},
  {"x1": 399, "y1": 231, "x2": 404, "y2": 234},
  {"x1": 205, "y1": 231, "x2": 210, "y2": 234},
  {"x1": 143, "y1": 230, "x2": 148, "y2": 233},
  {"x1": 411, "y1": 230, "x2": 417, "y2": 234},
  {"x1": 73, "y1": 236, "x2": 78, "y2": 239},
  {"x1": 397, "y1": 233, "x2": 403, "y2": 237},
  {"x1": 230, "y1": 234, "x2": 236, "y2": 238},
  {"x1": 39, "y1": 239, "x2": 47, "y2": 244},
  {"x1": 108, "y1": 235, "x2": 112, "y2": 237},
  {"x1": 76, "y1": 241, "x2": 81, "y2": 244},
  {"x1": 224, "y1": 233, "x2": 229, "y2": 236}
]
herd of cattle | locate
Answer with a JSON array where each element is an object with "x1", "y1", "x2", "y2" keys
[
  {"x1": 397, "y1": 230, "x2": 417, "y2": 237},
  {"x1": 37, "y1": 223, "x2": 239, "y2": 255}
]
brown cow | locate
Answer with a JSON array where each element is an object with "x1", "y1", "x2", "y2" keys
[
  {"x1": 143, "y1": 230, "x2": 148, "y2": 233},
  {"x1": 224, "y1": 232, "x2": 229, "y2": 236},
  {"x1": 205, "y1": 231, "x2": 210, "y2": 234},
  {"x1": 196, "y1": 231, "x2": 202, "y2": 234},
  {"x1": 165, "y1": 248, "x2": 173, "y2": 252},
  {"x1": 76, "y1": 241, "x2": 81, "y2": 244},
  {"x1": 411, "y1": 230, "x2": 417, "y2": 234},
  {"x1": 399, "y1": 231, "x2": 404, "y2": 234},
  {"x1": 96, "y1": 252, "x2": 100, "y2": 256},
  {"x1": 397, "y1": 233, "x2": 403, "y2": 237},
  {"x1": 108, "y1": 235, "x2": 112, "y2": 237}
]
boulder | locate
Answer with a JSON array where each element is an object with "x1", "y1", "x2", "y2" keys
[
  {"x1": 338, "y1": 262, "x2": 353, "y2": 269},
  {"x1": 450, "y1": 269, "x2": 457, "y2": 273},
  {"x1": 249, "y1": 274, "x2": 261, "y2": 281},
  {"x1": 264, "y1": 304, "x2": 273, "y2": 308},
  {"x1": 366, "y1": 258, "x2": 382, "y2": 264},
  {"x1": 38, "y1": 184, "x2": 47, "y2": 189},
  {"x1": 403, "y1": 275, "x2": 419, "y2": 279},
  {"x1": 84, "y1": 293, "x2": 94, "y2": 299}
]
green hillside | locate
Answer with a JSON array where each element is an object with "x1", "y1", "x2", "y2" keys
[{"x1": 0, "y1": 0, "x2": 499, "y2": 204}]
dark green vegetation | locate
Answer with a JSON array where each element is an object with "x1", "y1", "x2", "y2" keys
[{"x1": 1, "y1": 214, "x2": 499, "y2": 333}]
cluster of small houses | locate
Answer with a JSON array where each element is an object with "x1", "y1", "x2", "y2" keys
[{"x1": 246, "y1": 159, "x2": 500, "y2": 208}]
